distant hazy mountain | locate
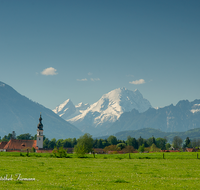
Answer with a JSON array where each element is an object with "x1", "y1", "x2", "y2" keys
[
  {"x1": 54, "y1": 87, "x2": 151, "y2": 136},
  {"x1": 0, "y1": 81, "x2": 83, "y2": 139},
  {"x1": 114, "y1": 128, "x2": 200, "y2": 143},
  {"x1": 104, "y1": 99, "x2": 200, "y2": 136}
]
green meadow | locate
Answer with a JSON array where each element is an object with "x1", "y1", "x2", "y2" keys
[{"x1": 0, "y1": 152, "x2": 200, "y2": 189}]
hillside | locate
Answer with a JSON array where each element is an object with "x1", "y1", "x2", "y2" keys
[
  {"x1": 0, "y1": 81, "x2": 83, "y2": 139},
  {"x1": 114, "y1": 128, "x2": 200, "y2": 143}
]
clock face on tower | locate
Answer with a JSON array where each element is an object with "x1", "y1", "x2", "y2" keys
[{"x1": 37, "y1": 131, "x2": 43, "y2": 136}]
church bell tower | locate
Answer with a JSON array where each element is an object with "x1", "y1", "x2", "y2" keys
[{"x1": 37, "y1": 114, "x2": 43, "y2": 149}]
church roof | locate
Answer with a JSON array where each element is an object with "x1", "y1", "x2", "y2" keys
[
  {"x1": 0, "y1": 141, "x2": 8, "y2": 149},
  {"x1": 3, "y1": 139, "x2": 37, "y2": 150}
]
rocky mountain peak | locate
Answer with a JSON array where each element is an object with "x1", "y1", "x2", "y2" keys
[{"x1": 55, "y1": 87, "x2": 152, "y2": 136}]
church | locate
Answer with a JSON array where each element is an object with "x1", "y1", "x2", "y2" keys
[{"x1": 0, "y1": 114, "x2": 44, "y2": 152}]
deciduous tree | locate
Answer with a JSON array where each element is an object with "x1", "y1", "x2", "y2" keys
[
  {"x1": 126, "y1": 136, "x2": 138, "y2": 149},
  {"x1": 43, "y1": 138, "x2": 50, "y2": 148},
  {"x1": 165, "y1": 143, "x2": 171, "y2": 150},
  {"x1": 183, "y1": 137, "x2": 191, "y2": 148},
  {"x1": 103, "y1": 145, "x2": 120, "y2": 153},
  {"x1": 150, "y1": 143, "x2": 160, "y2": 152},
  {"x1": 49, "y1": 138, "x2": 57, "y2": 149},
  {"x1": 122, "y1": 146, "x2": 135, "y2": 153},
  {"x1": 17, "y1": 133, "x2": 33, "y2": 140},
  {"x1": 74, "y1": 133, "x2": 93, "y2": 156},
  {"x1": 107, "y1": 135, "x2": 118, "y2": 145},
  {"x1": 156, "y1": 137, "x2": 167, "y2": 150},
  {"x1": 56, "y1": 139, "x2": 64, "y2": 148},
  {"x1": 172, "y1": 136, "x2": 182, "y2": 149},
  {"x1": 138, "y1": 144, "x2": 145, "y2": 153},
  {"x1": 116, "y1": 143, "x2": 126, "y2": 150}
]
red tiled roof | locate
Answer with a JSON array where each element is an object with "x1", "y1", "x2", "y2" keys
[
  {"x1": 0, "y1": 141, "x2": 8, "y2": 149},
  {"x1": 36, "y1": 149, "x2": 53, "y2": 153},
  {"x1": 186, "y1": 148, "x2": 196, "y2": 152},
  {"x1": 162, "y1": 150, "x2": 180, "y2": 152},
  {"x1": 4, "y1": 139, "x2": 37, "y2": 150}
]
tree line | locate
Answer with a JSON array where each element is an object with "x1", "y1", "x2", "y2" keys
[{"x1": 1, "y1": 132, "x2": 200, "y2": 152}]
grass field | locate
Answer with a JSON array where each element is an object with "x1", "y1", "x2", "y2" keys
[{"x1": 0, "y1": 152, "x2": 200, "y2": 189}]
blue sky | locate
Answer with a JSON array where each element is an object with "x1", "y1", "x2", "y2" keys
[{"x1": 0, "y1": 0, "x2": 200, "y2": 109}]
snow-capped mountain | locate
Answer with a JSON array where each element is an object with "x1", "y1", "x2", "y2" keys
[
  {"x1": 105, "y1": 99, "x2": 200, "y2": 135},
  {"x1": 54, "y1": 87, "x2": 152, "y2": 136},
  {"x1": 53, "y1": 99, "x2": 76, "y2": 119},
  {"x1": 53, "y1": 99, "x2": 90, "y2": 120}
]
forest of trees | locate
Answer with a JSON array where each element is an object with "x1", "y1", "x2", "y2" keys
[{"x1": 1, "y1": 132, "x2": 200, "y2": 153}]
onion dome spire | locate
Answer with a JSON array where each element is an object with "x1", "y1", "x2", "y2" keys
[{"x1": 37, "y1": 113, "x2": 43, "y2": 130}]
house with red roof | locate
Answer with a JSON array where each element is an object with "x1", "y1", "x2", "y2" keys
[
  {"x1": 3, "y1": 139, "x2": 37, "y2": 152},
  {"x1": 0, "y1": 141, "x2": 8, "y2": 151},
  {"x1": 0, "y1": 114, "x2": 44, "y2": 152}
]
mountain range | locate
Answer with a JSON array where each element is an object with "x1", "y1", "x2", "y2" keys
[
  {"x1": 0, "y1": 81, "x2": 83, "y2": 139},
  {"x1": 53, "y1": 88, "x2": 200, "y2": 138},
  {"x1": 1, "y1": 80, "x2": 200, "y2": 140},
  {"x1": 104, "y1": 99, "x2": 200, "y2": 136},
  {"x1": 53, "y1": 87, "x2": 152, "y2": 136}
]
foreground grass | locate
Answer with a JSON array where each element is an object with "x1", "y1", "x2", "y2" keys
[
  {"x1": 0, "y1": 153, "x2": 200, "y2": 189},
  {"x1": 0, "y1": 151, "x2": 199, "y2": 159}
]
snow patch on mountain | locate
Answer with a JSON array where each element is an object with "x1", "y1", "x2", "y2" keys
[
  {"x1": 75, "y1": 102, "x2": 90, "y2": 113},
  {"x1": 66, "y1": 87, "x2": 152, "y2": 135},
  {"x1": 191, "y1": 104, "x2": 200, "y2": 113},
  {"x1": 53, "y1": 99, "x2": 90, "y2": 120}
]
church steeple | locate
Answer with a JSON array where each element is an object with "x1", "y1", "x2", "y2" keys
[
  {"x1": 37, "y1": 113, "x2": 44, "y2": 149},
  {"x1": 37, "y1": 114, "x2": 43, "y2": 130},
  {"x1": 39, "y1": 114, "x2": 42, "y2": 122}
]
